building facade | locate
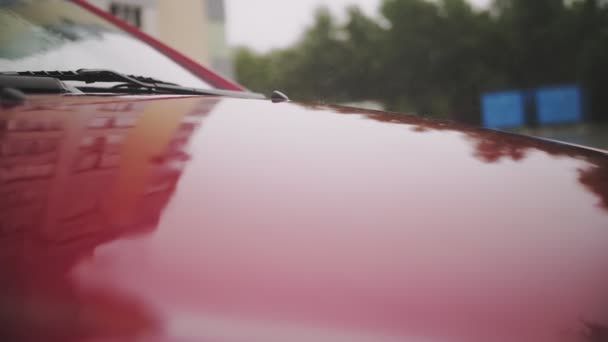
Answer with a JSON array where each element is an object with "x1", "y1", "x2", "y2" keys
[{"x1": 87, "y1": 0, "x2": 234, "y2": 78}]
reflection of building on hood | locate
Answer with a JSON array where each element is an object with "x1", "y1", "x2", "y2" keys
[
  {"x1": 102, "y1": 99, "x2": 207, "y2": 228},
  {"x1": 0, "y1": 97, "x2": 219, "y2": 341},
  {"x1": 0, "y1": 97, "x2": 217, "y2": 245}
]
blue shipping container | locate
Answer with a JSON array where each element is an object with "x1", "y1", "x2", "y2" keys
[
  {"x1": 535, "y1": 86, "x2": 582, "y2": 124},
  {"x1": 481, "y1": 91, "x2": 526, "y2": 129}
]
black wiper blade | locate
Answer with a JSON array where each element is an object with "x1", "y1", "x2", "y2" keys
[
  {"x1": 9, "y1": 69, "x2": 179, "y2": 86},
  {"x1": 1, "y1": 69, "x2": 265, "y2": 99}
]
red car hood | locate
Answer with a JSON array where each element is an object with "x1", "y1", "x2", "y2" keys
[{"x1": 1, "y1": 95, "x2": 607, "y2": 341}]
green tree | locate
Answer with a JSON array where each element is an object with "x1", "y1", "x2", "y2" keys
[
  {"x1": 233, "y1": 0, "x2": 608, "y2": 123},
  {"x1": 233, "y1": 47, "x2": 275, "y2": 93}
]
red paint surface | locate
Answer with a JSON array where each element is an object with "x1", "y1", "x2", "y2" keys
[
  {"x1": 1, "y1": 95, "x2": 608, "y2": 341},
  {"x1": 71, "y1": 0, "x2": 245, "y2": 91}
]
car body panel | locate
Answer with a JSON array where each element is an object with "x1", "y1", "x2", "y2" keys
[{"x1": 1, "y1": 95, "x2": 607, "y2": 341}]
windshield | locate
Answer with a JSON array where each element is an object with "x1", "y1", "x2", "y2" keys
[{"x1": 0, "y1": 0, "x2": 212, "y2": 89}]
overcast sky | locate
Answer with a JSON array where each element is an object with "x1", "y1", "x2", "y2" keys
[{"x1": 225, "y1": 0, "x2": 491, "y2": 52}]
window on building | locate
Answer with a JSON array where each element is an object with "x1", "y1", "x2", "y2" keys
[
  {"x1": 207, "y1": 0, "x2": 225, "y2": 21},
  {"x1": 109, "y1": 3, "x2": 142, "y2": 28}
]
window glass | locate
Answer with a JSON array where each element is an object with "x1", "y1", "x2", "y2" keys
[{"x1": 0, "y1": 0, "x2": 213, "y2": 89}]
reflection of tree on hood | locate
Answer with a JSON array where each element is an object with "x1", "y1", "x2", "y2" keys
[
  {"x1": 304, "y1": 103, "x2": 608, "y2": 213},
  {"x1": 460, "y1": 130, "x2": 608, "y2": 212},
  {"x1": 464, "y1": 131, "x2": 608, "y2": 211},
  {"x1": 579, "y1": 161, "x2": 608, "y2": 210}
]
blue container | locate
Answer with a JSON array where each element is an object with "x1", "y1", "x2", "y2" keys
[
  {"x1": 481, "y1": 91, "x2": 526, "y2": 129},
  {"x1": 535, "y1": 86, "x2": 582, "y2": 125}
]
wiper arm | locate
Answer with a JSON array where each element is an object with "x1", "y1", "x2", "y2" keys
[{"x1": 1, "y1": 69, "x2": 265, "y2": 99}]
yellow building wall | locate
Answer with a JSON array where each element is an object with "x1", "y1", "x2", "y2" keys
[{"x1": 156, "y1": 0, "x2": 210, "y2": 67}]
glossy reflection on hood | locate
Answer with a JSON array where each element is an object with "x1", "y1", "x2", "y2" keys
[
  {"x1": 1, "y1": 95, "x2": 607, "y2": 342},
  {"x1": 317, "y1": 102, "x2": 608, "y2": 211},
  {"x1": 0, "y1": 96, "x2": 214, "y2": 341}
]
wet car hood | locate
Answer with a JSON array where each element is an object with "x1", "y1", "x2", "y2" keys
[{"x1": 1, "y1": 95, "x2": 607, "y2": 341}]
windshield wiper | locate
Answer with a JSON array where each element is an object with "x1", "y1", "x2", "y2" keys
[{"x1": 0, "y1": 69, "x2": 265, "y2": 99}]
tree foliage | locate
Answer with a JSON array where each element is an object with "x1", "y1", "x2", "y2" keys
[{"x1": 234, "y1": 0, "x2": 608, "y2": 123}]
